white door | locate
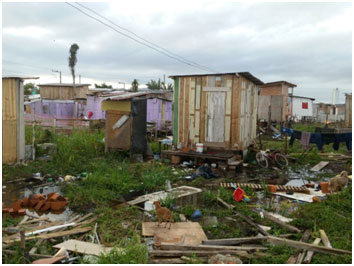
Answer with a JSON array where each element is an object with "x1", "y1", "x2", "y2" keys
[{"x1": 206, "y1": 92, "x2": 225, "y2": 142}]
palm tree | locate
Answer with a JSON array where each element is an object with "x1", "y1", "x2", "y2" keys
[
  {"x1": 146, "y1": 79, "x2": 162, "y2": 90},
  {"x1": 131, "y1": 79, "x2": 139, "y2": 92},
  {"x1": 68, "y1": 43, "x2": 80, "y2": 85}
]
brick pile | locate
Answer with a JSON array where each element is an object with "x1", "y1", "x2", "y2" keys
[{"x1": 2, "y1": 192, "x2": 68, "y2": 215}]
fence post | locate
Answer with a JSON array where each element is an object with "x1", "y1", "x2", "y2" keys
[
  {"x1": 53, "y1": 118, "x2": 56, "y2": 134},
  {"x1": 32, "y1": 120, "x2": 36, "y2": 161}
]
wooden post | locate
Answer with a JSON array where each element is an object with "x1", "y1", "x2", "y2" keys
[
  {"x1": 20, "y1": 229, "x2": 26, "y2": 263},
  {"x1": 32, "y1": 120, "x2": 35, "y2": 161},
  {"x1": 258, "y1": 120, "x2": 263, "y2": 150},
  {"x1": 267, "y1": 105, "x2": 271, "y2": 134},
  {"x1": 53, "y1": 118, "x2": 56, "y2": 134}
]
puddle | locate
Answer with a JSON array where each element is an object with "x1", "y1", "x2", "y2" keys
[{"x1": 2, "y1": 182, "x2": 73, "y2": 222}]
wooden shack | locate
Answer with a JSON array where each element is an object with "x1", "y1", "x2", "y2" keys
[
  {"x1": 38, "y1": 83, "x2": 90, "y2": 100},
  {"x1": 2, "y1": 76, "x2": 38, "y2": 163},
  {"x1": 258, "y1": 81, "x2": 297, "y2": 122},
  {"x1": 169, "y1": 72, "x2": 263, "y2": 151},
  {"x1": 101, "y1": 91, "x2": 167, "y2": 156}
]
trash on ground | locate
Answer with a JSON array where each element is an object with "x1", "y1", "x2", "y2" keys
[{"x1": 53, "y1": 239, "x2": 117, "y2": 256}]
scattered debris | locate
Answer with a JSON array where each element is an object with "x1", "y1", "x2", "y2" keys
[
  {"x1": 54, "y1": 239, "x2": 117, "y2": 256},
  {"x1": 209, "y1": 254, "x2": 243, "y2": 264},
  {"x1": 310, "y1": 161, "x2": 329, "y2": 172}
]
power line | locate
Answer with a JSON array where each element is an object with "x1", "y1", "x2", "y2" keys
[
  {"x1": 65, "y1": 2, "x2": 219, "y2": 73},
  {"x1": 75, "y1": 2, "x2": 219, "y2": 73}
]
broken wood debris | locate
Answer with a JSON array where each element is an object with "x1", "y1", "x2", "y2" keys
[
  {"x1": 53, "y1": 239, "x2": 117, "y2": 256},
  {"x1": 220, "y1": 182, "x2": 308, "y2": 193},
  {"x1": 310, "y1": 161, "x2": 329, "y2": 172},
  {"x1": 158, "y1": 243, "x2": 268, "y2": 252},
  {"x1": 266, "y1": 236, "x2": 351, "y2": 255},
  {"x1": 303, "y1": 238, "x2": 321, "y2": 264},
  {"x1": 202, "y1": 236, "x2": 268, "y2": 246},
  {"x1": 262, "y1": 211, "x2": 301, "y2": 233}
]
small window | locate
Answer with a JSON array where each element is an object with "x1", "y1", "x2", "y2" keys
[
  {"x1": 43, "y1": 105, "x2": 49, "y2": 114},
  {"x1": 302, "y1": 102, "x2": 308, "y2": 109},
  {"x1": 215, "y1": 76, "x2": 221, "y2": 81}
]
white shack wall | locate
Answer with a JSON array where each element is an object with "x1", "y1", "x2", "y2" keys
[{"x1": 291, "y1": 97, "x2": 314, "y2": 119}]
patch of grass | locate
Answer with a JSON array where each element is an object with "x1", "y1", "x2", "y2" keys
[
  {"x1": 94, "y1": 234, "x2": 148, "y2": 264},
  {"x1": 290, "y1": 186, "x2": 352, "y2": 264},
  {"x1": 95, "y1": 206, "x2": 142, "y2": 245},
  {"x1": 249, "y1": 245, "x2": 294, "y2": 264},
  {"x1": 2, "y1": 215, "x2": 22, "y2": 228}
]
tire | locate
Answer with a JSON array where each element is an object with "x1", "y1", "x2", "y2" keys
[
  {"x1": 275, "y1": 153, "x2": 288, "y2": 168},
  {"x1": 256, "y1": 152, "x2": 268, "y2": 168}
]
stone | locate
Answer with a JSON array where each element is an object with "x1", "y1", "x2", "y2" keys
[{"x1": 209, "y1": 254, "x2": 243, "y2": 264}]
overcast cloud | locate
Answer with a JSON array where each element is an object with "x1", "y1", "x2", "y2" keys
[{"x1": 2, "y1": 1, "x2": 352, "y2": 102}]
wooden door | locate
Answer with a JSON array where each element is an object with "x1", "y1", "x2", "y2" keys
[{"x1": 206, "y1": 92, "x2": 225, "y2": 142}]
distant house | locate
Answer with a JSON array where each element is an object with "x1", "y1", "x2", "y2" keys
[
  {"x1": 258, "y1": 81, "x2": 297, "y2": 122},
  {"x1": 288, "y1": 95, "x2": 315, "y2": 121},
  {"x1": 3, "y1": 76, "x2": 38, "y2": 163},
  {"x1": 313, "y1": 102, "x2": 345, "y2": 123},
  {"x1": 169, "y1": 72, "x2": 263, "y2": 151},
  {"x1": 38, "y1": 83, "x2": 90, "y2": 100},
  {"x1": 345, "y1": 93, "x2": 352, "y2": 127}
]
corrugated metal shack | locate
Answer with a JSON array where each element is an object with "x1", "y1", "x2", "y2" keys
[
  {"x1": 169, "y1": 72, "x2": 263, "y2": 151},
  {"x1": 2, "y1": 76, "x2": 38, "y2": 163},
  {"x1": 101, "y1": 91, "x2": 169, "y2": 157},
  {"x1": 258, "y1": 81, "x2": 297, "y2": 122}
]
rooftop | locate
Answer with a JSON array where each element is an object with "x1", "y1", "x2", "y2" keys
[
  {"x1": 3, "y1": 76, "x2": 39, "y2": 80},
  {"x1": 38, "y1": 83, "x2": 90, "y2": 87},
  {"x1": 168, "y1": 72, "x2": 264, "y2": 86},
  {"x1": 289, "y1": 94, "x2": 315, "y2": 101},
  {"x1": 260, "y1": 81, "x2": 297, "y2": 88}
]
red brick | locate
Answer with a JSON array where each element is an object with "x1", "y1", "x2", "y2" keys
[
  {"x1": 22, "y1": 198, "x2": 30, "y2": 207},
  {"x1": 35, "y1": 201, "x2": 45, "y2": 212},
  {"x1": 11, "y1": 200, "x2": 23, "y2": 212},
  {"x1": 18, "y1": 209, "x2": 26, "y2": 215},
  {"x1": 40, "y1": 202, "x2": 51, "y2": 212},
  {"x1": 29, "y1": 199, "x2": 39, "y2": 208},
  {"x1": 50, "y1": 201, "x2": 67, "y2": 211},
  {"x1": 46, "y1": 192, "x2": 56, "y2": 200},
  {"x1": 8, "y1": 208, "x2": 15, "y2": 213},
  {"x1": 2, "y1": 207, "x2": 9, "y2": 213}
]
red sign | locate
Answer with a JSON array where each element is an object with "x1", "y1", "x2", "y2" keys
[{"x1": 302, "y1": 102, "x2": 308, "y2": 109}]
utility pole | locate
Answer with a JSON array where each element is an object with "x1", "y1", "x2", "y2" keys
[
  {"x1": 79, "y1": 75, "x2": 81, "y2": 84},
  {"x1": 52, "y1": 70, "x2": 62, "y2": 84}
]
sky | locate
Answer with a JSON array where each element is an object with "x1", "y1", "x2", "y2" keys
[{"x1": 1, "y1": 1, "x2": 352, "y2": 103}]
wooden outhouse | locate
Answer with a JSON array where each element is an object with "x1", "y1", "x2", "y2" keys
[
  {"x1": 2, "y1": 76, "x2": 38, "y2": 163},
  {"x1": 169, "y1": 72, "x2": 263, "y2": 151},
  {"x1": 101, "y1": 91, "x2": 167, "y2": 156}
]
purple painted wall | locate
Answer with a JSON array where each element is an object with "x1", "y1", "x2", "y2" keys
[
  {"x1": 147, "y1": 98, "x2": 172, "y2": 130},
  {"x1": 24, "y1": 100, "x2": 86, "y2": 127},
  {"x1": 86, "y1": 95, "x2": 106, "y2": 120}
]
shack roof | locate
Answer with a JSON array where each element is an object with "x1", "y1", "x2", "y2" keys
[
  {"x1": 168, "y1": 72, "x2": 264, "y2": 86},
  {"x1": 38, "y1": 83, "x2": 90, "y2": 87},
  {"x1": 103, "y1": 91, "x2": 170, "y2": 101},
  {"x1": 289, "y1": 94, "x2": 315, "y2": 101},
  {"x1": 3, "y1": 76, "x2": 39, "y2": 80},
  {"x1": 260, "y1": 81, "x2": 297, "y2": 88}
]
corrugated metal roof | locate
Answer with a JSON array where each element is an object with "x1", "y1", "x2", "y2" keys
[
  {"x1": 38, "y1": 83, "x2": 90, "y2": 87},
  {"x1": 168, "y1": 72, "x2": 263, "y2": 86},
  {"x1": 260, "y1": 81, "x2": 297, "y2": 88}
]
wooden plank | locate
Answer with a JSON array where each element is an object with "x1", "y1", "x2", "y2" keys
[
  {"x1": 183, "y1": 78, "x2": 190, "y2": 145},
  {"x1": 266, "y1": 236, "x2": 351, "y2": 255},
  {"x1": 200, "y1": 77, "x2": 207, "y2": 143},
  {"x1": 202, "y1": 236, "x2": 268, "y2": 246},
  {"x1": 54, "y1": 239, "x2": 116, "y2": 256},
  {"x1": 159, "y1": 243, "x2": 267, "y2": 251},
  {"x1": 310, "y1": 161, "x2": 329, "y2": 172},
  {"x1": 319, "y1": 229, "x2": 332, "y2": 248},
  {"x1": 4, "y1": 227, "x2": 92, "y2": 244},
  {"x1": 286, "y1": 229, "x2": 312, "y2": 264},
  {"x1": 303, "y1": 238, "x2": 321, "y2": 264},
  {"x1": 150, "y1": 258, "x2": 185, "y2": 264},
  {"x1": 202, "y1": 87, "x2": 230, "y2": 92},
  {"x1": 178, "y1": 78, "x2": 184, "y2": 144},
  {"x1": 263, "y1": 212, "x2": 300, "y2": 233},
  {"x1": 149, "y1": 250, "x2": 251, "y2": 258},
  {"x1": 231, "y1": 76, "x2": 241, "y2": 148},
  {"x1": 173, "y1": 78, "x2": 179, "y2": 145}
]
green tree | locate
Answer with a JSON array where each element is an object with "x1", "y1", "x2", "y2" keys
[
  {"x1": 24, "y1": 82, "x2": 38, "y2": 95},
  {"x1": 146, "y1": 78, "x2": 173, "y2": 90},
  {"x1": 68, "y1": 43, "x2": 80, "y2": 85},
  {"x1": 95, "y1": 83, "x2": 113, "y2": 88},
  {"x1": 131, "y1": 79, "x2": 139, "y2": 92}
]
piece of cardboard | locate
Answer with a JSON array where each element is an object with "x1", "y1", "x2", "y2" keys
[{"x1": 142, "y1": 222, "x2": 207, "y2": 246}]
